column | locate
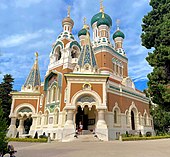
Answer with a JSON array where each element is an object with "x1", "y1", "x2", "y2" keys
[
  {"x1": 96, "y1": 109, "x2": 107, "y2": 128},
  {"x1": 62, "y1": 108, "x2": 76, "y2": 142},
  {"x1": 29, "y1": 115, "x2": 37, "y2": 137},
  {"x1": 95, "y1": 109, "x2": 108, "y2": 141},
  {"x1": 7, "y1": 116, "x2": 17, "y2": 138},
  {"x1": 65, "y1": 109, "x2": 74, "y2": 126},
  {"x1": 18, "y1": 118, "x2": 25, "y2": 135}
]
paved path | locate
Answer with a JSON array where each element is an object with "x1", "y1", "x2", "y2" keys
[{"x1": 10, "y1": 139, "x2": 170, "y2": 157}]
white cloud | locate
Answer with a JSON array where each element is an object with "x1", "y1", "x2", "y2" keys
[
  {"x1": 14, "y1": 0, "x2": 43, "y2": 8},
  {"x1": 0, "y1": 29, "x2": 55, "y2": 48}
]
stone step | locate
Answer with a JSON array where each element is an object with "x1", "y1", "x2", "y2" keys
[{"x1": 73, "y1": 134, "x2": 102, "y2": 142}]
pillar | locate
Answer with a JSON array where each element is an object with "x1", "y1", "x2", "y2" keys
[
  {"x1": 62, "y1": 107, "x2": 76, "y2": 142},
  {"x1": 96, "y1": 109, "x2": 107, "y2": 128},
  {"x1": 29, "y1": 115, "x2": 37, "y2": 137},
  {"x1": 7, "y1": 116, "x2": 17, "y2": 138},
  {"x1": 17, "y1": 118, "x2": 25, "y2": 136},
  {"x1": 95, "y1": 109, "x2": 108, "y2": 141}
]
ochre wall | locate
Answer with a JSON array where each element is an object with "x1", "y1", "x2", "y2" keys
[
  {"x1": 13, "y1": 99, "x2": 38, "y2": 112},
  {"x1": 107, "y1": 92, "x2": 150, "y2": 115},
  {"x1": 70, "y1": 83, "x2": 103, "y2": 103},
  {"x1": 95, "y1": 52, "x2": 128, "y2": 77}
]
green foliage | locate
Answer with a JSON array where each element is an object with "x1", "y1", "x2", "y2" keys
[
  {"x1": 8, "y1": 138, "x2": 47, "y2": 143},
  {"x1": 150, "y1": 105, "x2": 170, "y2": 133},
  {"x1": 141, "y1": 0, "x2": 170, "y2": 110},
  {"x1": 122, "y1": 135, "x2": 170, "y2": 141},
  {"x1": 0, "y1": 101, "x2": 8, "y2": 155},
  {"x1": 0, "y1": 74, "x2": 14, "y2": 125}
]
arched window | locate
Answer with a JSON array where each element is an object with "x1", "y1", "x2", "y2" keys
[
  {"x1": 114, "y1": 110, "x2": 118, "y2": 124},
  {"x1": 55, "y1": 47, "x2": 61, "y2": 61},
  {"x1": 52, "y1": 86, "x2": 57, "y2": 102},
  {"x1": 144, "y1": 113, "x2": 147, "y2": 126},
  {"x1": 54, "y1": 109, "x2": 59, "y2": 125},
  {"x1": 116, "y1": 64, "x2": 119, "y2": 74},
  {"x1": 47, "y1": 89, "x2": 51, "y2": 103},
  {"x1": 71, "y1": 46, "x2": 79, "y2": 58},
  {"x1": 44, "y1": 111, "x2": 49, "y2": 125}
]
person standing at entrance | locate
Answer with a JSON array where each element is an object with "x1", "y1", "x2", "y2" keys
[{"x1": 79, "y1": 121, "x2": 83, "y2": 135}]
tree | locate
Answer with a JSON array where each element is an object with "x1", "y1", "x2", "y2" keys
[
  {"x1": 0, "y1": 74, "x2": 14, "y2": 125},
  {"x1": 150, "y1": 105, "x2": 170, "y2": 134},
  {"x1": 0, "y1": 100, "x2": 8, "y2": 155},
  {"x1": 141, "y1": 0, "x2": 170, "y2": 110}
]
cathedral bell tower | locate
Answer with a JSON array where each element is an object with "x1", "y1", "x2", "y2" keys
[{"x1": 48, "y1": 6, "x2": 81, "y2": 72}]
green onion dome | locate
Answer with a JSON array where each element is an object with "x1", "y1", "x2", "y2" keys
[
  {"x1": 78, "y1": 28, "x2": 87, "y2": 37},
  {"x1": 113, "y1": 30, "x2": 125, "y2": 39},
  {"x1": 91, "y1": 12, "x2": 112, "y2": 27},
  {"x1": 97, "y1": 17, "x2": 110, "y2": 27}
]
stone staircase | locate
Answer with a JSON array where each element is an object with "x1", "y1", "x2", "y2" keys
[{"x1": 73, "y1": 130, "x2": 102, "y2": 142}]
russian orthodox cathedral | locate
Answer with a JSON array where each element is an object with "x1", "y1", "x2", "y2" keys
[{"x1": 7, "y1": 2, "x2": 154, "y2": 141}]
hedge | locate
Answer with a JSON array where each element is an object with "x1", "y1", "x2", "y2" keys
[
  {"x1": 122, "y1": 135, "x2": 170, "y2": 141},
  {"x1": 8, "y1": 138, "x2": 47, "y2": 143}
]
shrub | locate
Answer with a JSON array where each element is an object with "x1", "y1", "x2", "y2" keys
[
  {"x1": 122, "y1": 135, "x2": 170, "y2": 141},
  {"x1": 145, "y1": 132, "x2": 152, "y2": 137},
  {"x1": 8, "y1": 138, "x2": 47, "y2": 143}
]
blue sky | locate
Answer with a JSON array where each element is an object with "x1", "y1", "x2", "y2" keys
[{"x1": 0, "y1": 0, "x2": 152, "y2": 91}]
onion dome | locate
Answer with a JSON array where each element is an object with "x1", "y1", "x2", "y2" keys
[
  {"x1": 62, "y1": 17, "x2": 74, "y2": 27},
  {"x1": 78, "y1": 28, "x2": 88, "y2": 37},
  {"x1": 62, "y1": 6, "x2": 74, "y2": 27},
  {"x1": 113, "y1": 30, "x2": 125, "y2": 39},
  {"x1": 97, "y1": 14, "x2": 111, "y2": 27},
  {"x1": 78, "y1": 18, "x2": 90, "y2": 37},
  {"x1": 91, "y1": 12, "x2": 112, "y2": 27}
]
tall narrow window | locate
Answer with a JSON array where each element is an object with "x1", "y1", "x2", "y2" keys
[
  {"x1": 52, "y1": 86, "x2": 56, "y2": 102},
  {"x1": 114, "y1": 110, "x2": 117, "y2": 124}
]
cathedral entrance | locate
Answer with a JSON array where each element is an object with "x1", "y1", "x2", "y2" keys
[
  {"x1": 131, "y1": 111, "x2": 135, "y2": 130},
  {"x1": 24, "y1": 117, "x2": 32, "y2": 134},
  {"x1": 75, "y1": 105, "x2": 96, "y2": 132}
]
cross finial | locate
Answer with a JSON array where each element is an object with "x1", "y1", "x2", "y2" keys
[
  {"x1": 100, "y1": 0, "x2": 104, "y2": 12},
  {"x1": 67, "y1": 6, "x2": 71, "y2": 17},
  {"x1": 35, "y1": 52, "x2": 38, "y2": 58},
  {"x1": 83, "y1": 17, "x2": 86, "y2": 25},
  {"x1": 116, "y1": 19, "x2": 120, "y2": 30}
]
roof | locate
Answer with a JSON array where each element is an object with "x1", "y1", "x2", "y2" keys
[{"x1": 24, "y1": 53, "x2": 41, "y2": 88}]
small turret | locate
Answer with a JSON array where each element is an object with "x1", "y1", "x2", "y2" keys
[
  {"x1": 62, "y1": 6, "x2": 74, "y2": 32},
  {"x1": 75, "y1": 29, "x2": 98, "y2": 74},
  {"x1": 113, "y1": 20, "x2": 125, "y2": 55},
  {"x1": 78, "y1": 17, "x2": 90, "y2": 46},
  {"x1": 22, "y1": 52, "x2": 41, "y2": 92}
]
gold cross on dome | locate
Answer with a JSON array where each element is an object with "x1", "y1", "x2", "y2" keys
[
  {"x1": 83, "y1": 17, "x2": 86, "y2": 25},
  {"x1": 67, "y1": 6, "x2": 71, "y2": 17},
  {"x1": 116, "y1": 19, "x2": 120, "y2": 30},
  {"x1": 100, "y1": 0, "x2": 104, "y2": 12},
  {"x1": 35, "y1": 52, "x2": 38, "y2": 58}
]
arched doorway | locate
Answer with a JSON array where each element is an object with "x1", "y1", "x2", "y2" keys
[
  {"x1": 131, "y1": 111, "x2": 135, "y2": 130},
  {"x1": 75, "y1": 105, "x2": 96, "y2": 131},
  {"x1": 24, "y1": 117, "x2": 32, "y2": 134}
]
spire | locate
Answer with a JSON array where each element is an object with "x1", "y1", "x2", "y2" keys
[
  {"x1": 67, "y1": 6, "x2": 71, "y2": 17},
  {"x1": 83, "y1": 17, "x2": 90, "y2": 30},
  {"x1": 77, "y1": 29, "x2": 98, "y2": 73},
  {"x1": 24, "y1": 52, "x2": 41, "y2": 88},
  {"x1": 62, "y1": 6, "x2": 74, "y2": 31},
  {"x1": 100, "y1": 0, "x2": 104, "y2": 12},
  {"x1": 116, "y1": 19, "x2": 120, "y2": 30}
]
